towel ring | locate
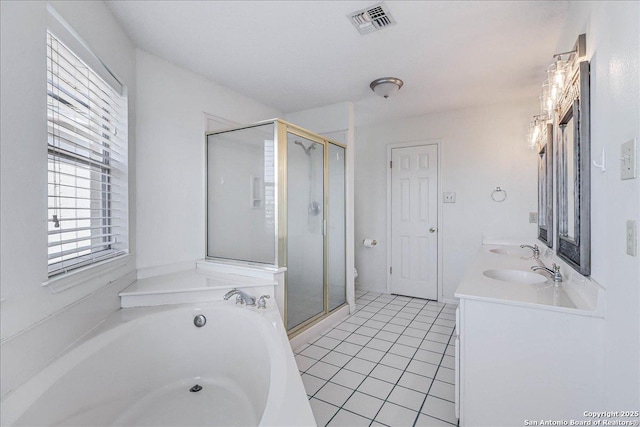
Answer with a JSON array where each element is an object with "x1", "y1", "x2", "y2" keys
[{"x1": 491, "y1": 187, "x2": 507, "y2": 202}]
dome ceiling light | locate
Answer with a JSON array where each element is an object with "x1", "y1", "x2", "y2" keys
[{"x1": 370, "y1": 77, "x2": 404, "y2": 98}]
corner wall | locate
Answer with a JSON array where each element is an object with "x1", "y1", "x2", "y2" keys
[
  {"x1": 135, "y1": 50, "x2": 281, "y2": 274},
  {"x1": 354, "y1": 100, "x2": 539, "y2": 300}
]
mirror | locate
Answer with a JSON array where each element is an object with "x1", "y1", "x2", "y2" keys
[
  {"x1": 556, "y1": 60, "x2": 590, "y2": 275},
  {"x1": 537, "y1": 123, "x2": 553, "y2": 247}
]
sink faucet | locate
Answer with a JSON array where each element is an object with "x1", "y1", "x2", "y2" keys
[
  {"x1": 223, "y1": 288, "x2": 256, "y2": 306},
  {"x1": 520, "y1": 244, "x2": 540, "y2": 259},
  {"x1": 531, "y1": 263, "x2": 563, "y2": 282}
]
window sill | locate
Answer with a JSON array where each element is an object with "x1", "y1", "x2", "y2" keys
[{"x1": 42, "y1": 253, "x2": 132, "y2": 294}]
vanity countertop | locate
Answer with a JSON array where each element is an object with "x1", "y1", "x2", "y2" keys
[{"x1": 454, "y1": 244, "x2": 604, "y2": 317}]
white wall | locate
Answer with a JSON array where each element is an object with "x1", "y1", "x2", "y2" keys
[
  {"x1": 354, "y1": 100, "x2": 539, "y2": 300},
  {"x1": 0, "y1": 0, "x2": 137, "y2": 397},
  {"x1": 556, "y1": 0, "x2": 639, "y2": 410},
  {"x1": 135, "y1": 50, "x2": 281, "y2": 273}
]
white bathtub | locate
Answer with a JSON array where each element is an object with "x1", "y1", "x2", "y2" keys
[{"x1": 1, "y1": 301, "x2": 315, "y2": 426}]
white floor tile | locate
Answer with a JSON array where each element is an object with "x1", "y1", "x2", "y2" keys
[
  {"x1": 355, "y1": 347, "x2": 386, "y2": 363},
  {"x1": 389, "y1": 342, "x2": 416, "y2": 358},
  {"x1": 335, "y1": 322, "x2": 359, "y2": 333},
  {"x1": 397, "y1": 371, "x2": 433, "y2": 393},
  {"x1": 429, "y1": 379, "x2": 455, "y2": 402},
  {"x1": 343, "y1": 357, "x2": 377, "y2": 376},
  {"x1": 309, "y1": 397, "x2": 339, "y2": 427},
  {"x1": 395, "y1": 311, "x2": 416, "y2": 320},
  {"x1": 420, "y1": 340, "x2": 447, "y2": 354},
  {"x1": 382, "y1": 323, "x2": 406, "y2": 334},
  {"x1": 301, "y1": 373, "x2": 327, "y2": 396},
  {"x1": 389, "y1": 317, "x2": 412, "y2": 327},
  {"x1": 410, "y1": 320, "x2": 433, "y2": 330},
  {"x1": 375, "y1": 330, "x2": 400, "y2": 342},
  {"x1": 295, "y1": 354, "x2": 317, "y2": 372},
  {"x1": 365, "y1": 338, "x2": 393, "y2": 352},
  {"x1": 369, "y1": 364, "x2": 404, "y2": 384},
  {"x1": 364, "y1": 319, "x2": 387, "y2": 329},
  {"x1": 324, "y1": 328, "x2": 351, "y2": 341},
  {"x1": 354, "y1": 325, "x2": 379, "y2": 337},
  {"x1": 375, "y1": 401, "x2": 418, "y2": 427},
  {"x1": 389, "y1": 386, "x2": 427, "y2": 413},
  {"x1": 397, "y1": 335, "x2": 422, "y2": 348},
  {"x1": 440, "y1": 354, "x2": 455, "y2": 369},
  {"x1": 356, "y1": 376, "x2": 394, "y2": 400},
  {"x1": 414, "y1": 348, "x2": 443, "y2": 365},
  {"x1": 406, "y1": 359, "x2": 438, "y2": 378},
  {"x1": 345, "y1": 333, "x2": 371, "y2": 346},
  {"x1": 435, "y1": 366, "x2": 455, "y2": 385},
  {"x1": 327, "y1": 409, "x2": 371, "y2": 426},
  {"x1": 300, "y1": 344, "x2": 331, "y2": 360},
  {"x1": 314, "y1": 382, "x2": 354, "y2": 407},
  {"x1": 344, "y1": 316, "x2": 367, "y2": 326},
  {"x1": 306, "y1": 361, "x2": 341, "y2": 380},
  {"x1": 421, "y1": 395, "x2": 457, "y2": 425},
  {"x1": 379, "y1": 352, "x2": 411, "y2": 371},
  {"x1": 343, "y1": 391, "x2": 385, "y2": 420},
  {"x1": 330, "y1": 368, "x2": 366, "y2": 389},
  {"x1": 334, "y1": 341, "x2": 363, "y2": 356},
  {"x1": 321, "y1": 351, "x2": 353, "y2": 368},
  {"x1": 403, "y1": 327, "x2": 428, "y2": 339},
  {"x1": 430, "y1": 324, "x2": 454, "y2": 335},
  {"x1": 314, "y1": 336, "x2": 342, "y2": 350},
  {"x1": 379, "y1": 308, "x2": 398, "y2": 316},
  {"x1": 371, "y1": 313, "x2": 393, "y2": 322},
  {"x1": 415, "y1": 413, "x2": 457, "y2": 426}
]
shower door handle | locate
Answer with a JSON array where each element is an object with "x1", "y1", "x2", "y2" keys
[{"x1": 323, "y1": 220, "x2": 327, "y2": 236}]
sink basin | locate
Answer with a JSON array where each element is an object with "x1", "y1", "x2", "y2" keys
[
  {"x1": 483, "y1": 269, "x2": 547, "y2": 284},
  {"x1": 489, "y1": 247, "x2": 531, "y2": 257}
]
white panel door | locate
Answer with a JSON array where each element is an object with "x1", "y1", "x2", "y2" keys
[{"x1": 390, "y1": 145, "x2": 438, "y2": 299}]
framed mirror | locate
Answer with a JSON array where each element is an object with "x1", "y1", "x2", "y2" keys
[
  {"x1": 537, "y1": 123, "x2": 553, "y2": 247},
  {"x1": 556, "y1": 60, "x2": 590, "y2": 275}
]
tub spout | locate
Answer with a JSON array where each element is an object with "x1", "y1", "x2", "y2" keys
[{"x1": 223, "y1": 288, "x2": 256, "y2": 306}]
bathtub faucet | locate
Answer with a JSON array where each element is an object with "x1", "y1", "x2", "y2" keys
[{"x1": 223, "y1": 288, "x2": 256, "y2": 306}]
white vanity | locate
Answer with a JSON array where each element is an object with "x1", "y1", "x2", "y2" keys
[{"x1": 454, "y1": 244, "x2": 604, "y2": 427}]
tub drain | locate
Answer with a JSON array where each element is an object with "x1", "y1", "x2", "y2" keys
[{"x1": 189, "y1": 384, "x2": 203, "y2": 393}]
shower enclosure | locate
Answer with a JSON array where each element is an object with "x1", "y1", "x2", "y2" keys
[{"x1": 206, "y1": 119, "x2": 346, "y2": 335}]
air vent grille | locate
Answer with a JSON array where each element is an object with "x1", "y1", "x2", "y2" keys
[{"x1": 348, "y1": 2, "x2": 396, "y2": 35}]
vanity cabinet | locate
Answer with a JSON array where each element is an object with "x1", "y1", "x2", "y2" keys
[
  {"x1": 454, "y1": 244, "x2": 605, "y2": 427},
  {"x1": 456, "y1": 297, "x2": 604, "y2": 426}
]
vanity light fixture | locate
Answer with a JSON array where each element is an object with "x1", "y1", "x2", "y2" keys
[
  {"x1": 527, "y1": 34, "x2": 586, "y2": 148},
  {"x1": 370, "y1": 77, "x2": 403, "y2": 98}
]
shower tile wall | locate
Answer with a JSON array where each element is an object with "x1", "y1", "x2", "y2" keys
[{"x1": 295, "y1": 291, "x2": 458, "y2": 427}]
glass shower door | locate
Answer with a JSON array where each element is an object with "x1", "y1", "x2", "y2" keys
[{"x1": 286, "y1": 133, "x2": 325, "y2": 330}]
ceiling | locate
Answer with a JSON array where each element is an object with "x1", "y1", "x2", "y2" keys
[{"x1": 106, "y1": 1, "x2": 570, "y2": 126}]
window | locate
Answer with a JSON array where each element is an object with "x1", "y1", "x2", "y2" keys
[{"x1": 47, "y1": 31, "x2": 128, "y2": 277}]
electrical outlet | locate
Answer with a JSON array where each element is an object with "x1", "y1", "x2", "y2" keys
[
  {"x1": 621, "y1": 139, "x2": 637, "y2": 180},
  {"x1": 627, "y1": 220, "x2": 637, "y2": 256},
  {"x1": 529, "y1": 212, "x2": 538, "y2": 223},
  {"x1": 443, "y1": 192, "x2": 456, "y2": 203}
]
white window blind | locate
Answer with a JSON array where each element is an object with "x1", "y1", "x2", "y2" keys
[{"x1": 47, "y1": 31, "x2": 128, "y2": 277}]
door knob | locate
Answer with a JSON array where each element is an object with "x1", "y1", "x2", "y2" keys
[{"x1": 429, "y1": 227, "x2": 437, "y2": 233}]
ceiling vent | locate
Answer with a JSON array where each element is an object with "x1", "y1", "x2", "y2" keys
[{"x1": 348, "y1": 2, "x2": 396, "y2": 35}]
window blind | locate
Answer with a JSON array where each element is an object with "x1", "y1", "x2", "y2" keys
[{"x1": 47, "y1": 31, "x2": 128, "y2": 276}]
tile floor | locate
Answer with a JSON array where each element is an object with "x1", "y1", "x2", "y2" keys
[{"x1": 294, "y1": 290, "x2": 459, "y2": 427}]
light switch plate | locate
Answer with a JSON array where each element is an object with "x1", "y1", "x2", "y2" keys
[
  {"x1": 529, "y1": 212, "x2": 538, "y2": 223},
  {"x1": 627, "y1": 220, "x2": 637, "y2": 256},
  {"x1": 621, "y1": 138, "x2": 637, "y2": 180},
  {"x1": 443, "y1": 192, "x2": 456, "y2": 203}
]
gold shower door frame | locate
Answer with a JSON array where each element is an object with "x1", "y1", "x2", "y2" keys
[{"x1": 276, "y1": 119, "x2": 347, "y2": 338}]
